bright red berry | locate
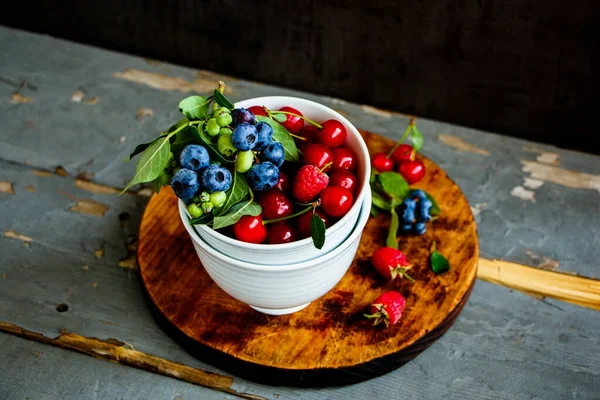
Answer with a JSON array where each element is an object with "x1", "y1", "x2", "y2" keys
[
  {"x1": 391, "y1": 144, "x2": 416, "y2": 165},
  {"x1": 317, "y1": 119, "x2": 347, "y2": 148},
  {"x1": 302, "y1": 144, "x2": 333, "y2": 171},
  {"x1": 296, "y1": 124, "x2": 319, "y2": 145},
  {"x1": 278, "y1": 106, "x2": 304, "y2": 134},
  {"x1": 247, "y1": 106, "x2": 267, "y2": 117},
  {"x1": 329, "y1": 170, "x2": 358, "y2": 194},
  {"x1": 292, "y1": 165, "x2": 329, "y2": 202},
  {"x1": 258, "y1": 189, "x2": 293, "y2": 220},
  {"x1": 320, "y1": 186, "x2": 354, "y2": 218},
  {"x1": 266, "y1": 222, "x2": 298, "y2": 244},
  {"x1": 371, "y1": 153, "x2": 394, "y2": 172},
  {"x1": 398, "y1": 159, "x2": 426, "y2": 184},
  {"x1": 371, "y1": 247, "x2": 414, "y2": 281},
  {"x1": 331, "y1": 147, "x2": 357, "y2": 171},
  {"x1": 364, "y1": 291, "x2": 406, "y2": 327},
  {"x1": 296, "y1": 209, "x2": 329, "y2": 238},
  {"x1": 275, "y1": 171, "x2": 290, "y2": 192},
  {"x1": 233, "y1": 215, "x2": 267, "y2": 244}
]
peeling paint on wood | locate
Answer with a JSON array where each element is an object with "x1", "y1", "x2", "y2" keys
[
  {"x1": 82, "y1": 97, "x2": 98, "y2": 105},
  {"x1": 521, "y1": 160, "x2": 600, "y2": 192},
  {"x1": 1, "y1": 273, "x2": 5, "y2": 279},
  {"x1": 31, "y1": 169, "x2": 52, "y2": 177},
  {"x1": 470, "y1": 202, "x2": 488, "y2": 216},
  {"x1": 525, "y1": 250, "x2": 560, "y2": 271},
  {"x1": 71, "y1": 89, "x2": 85, "y2": 102},
  {"x1": 523, "y1": 177, "x2": 544, "y2": 189},
  {"x1": 0, "y1": 181, "x2": 15, "y2": 194},
  {"x1": 82, "y1": 265, "x2": 89, "y2": 270},
  {"x1": 510, "y1": 186, "x2": 536, "y2": 202},
  {"x1": 359, "y1": 104, "x2": 393, "y2": 118},
  {"x1": 114, "y1": 69, "x2": 220, "y2": 94},
  {"x1": 95, "y1": 248, "x2": 104, "y2": 258},
  {"x1": 137, "y1": 187, "x2": 154, "y2": 197},
  {"x1": 10, "y1": 92, "x2": 32, "y2": 103},
  {"x1": 438, "y1": 135, "x2": 491, "y2": 156},
  {"x1": 536, "y1": 152, "x2": 560, "y2": 165},
  {"x1": 118, "y1": 255, "x2": 138, "y2": 270},
  {"x1": 137, "y1": 107, "x2": 154, "y2": 121},
  {"x1": 69, "y1": 199, "x2": 110, "y2": 216},
  {"x1": 4, "y1": 230, "x2": 33, "y2": 243},
  {"x1": 75, "y1": 179, "x2": 119, "y2": 195},
  {"x1": 0, "y1": 322, "x2": 266, "y2": 400},
  {"x1": 26, "y1": 185, "x2": 35, "y2": 192},
  {"x1": 55, "y1": 166, "x2": 69, "y2": 176}
]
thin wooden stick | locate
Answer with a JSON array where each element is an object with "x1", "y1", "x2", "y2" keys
[
  {"x1": 477, "y1": 258, "x2": 600, "y2": 311},
  {"x1": 0, "y1": 322, "x2": 267, "y2": 400}
]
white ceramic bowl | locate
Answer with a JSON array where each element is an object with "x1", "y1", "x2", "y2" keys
[
  {"x1": 179, "y1": 190, "x2": 372, "y2": 315},
  {"x1": 185, "y1": 96, "x2": 371, "y2": 265}
]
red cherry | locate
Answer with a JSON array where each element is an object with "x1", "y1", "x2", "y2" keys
[
  {"x1": 331, "y1": 147, "x2": 357, "y2": 171},
  {"x1": 296, "y1": 209, "x2": 329, "y2": 239},
  {"x1": 371, "y1": 153, "x2": 394, "y2": 172},
  {"x1": 295, "y1": 124, "x2": 318, "y2": 146},
  {"x1": 266, "y1": 222, "x2": 298, "y2": 244},
  {"x1": 391, "y1": 144, "x2": 416, "y2": 165},
  {"x1": 320, "y1": 186, "x2": 354, "y2": 218},
  {"x1": 247, "y1": 106, "x2": 267, "y2": 116},
  {"x1": 302, "y1": 144, "x2": 333, "y2": 171},
  {"x1": 398, "y1": 159, "x2": 426, "y2": 184},
  {"x1": 329, "y1": 170, "x2": 358, "y2": 194},
  {"x1": 275, "y1": 171, "x2": 290, "y2": 192},
  {"x1": 278, "y1": 106, "x2": 304, "y2": 134},
  {"x1": 258, "y1": 189, "x2": 293, "y2": 220},
  {"x1": 233, "y1": 215, "x2": 267, "y2": 244},
  {"x1": 317, "y1": 120, "x2": 347, "y2": 148}
]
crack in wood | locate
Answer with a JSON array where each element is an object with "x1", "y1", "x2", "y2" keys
[
  {"x1": 0, "y1": 181, "x2": 15, "y2": 194},
  {"x1": 0, "y1": 321, "x2": 268, "y2": 400}
]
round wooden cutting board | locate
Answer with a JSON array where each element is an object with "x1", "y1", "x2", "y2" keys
[{"x1": 138, "y1": 131, "x2": 478, "y2": 387}]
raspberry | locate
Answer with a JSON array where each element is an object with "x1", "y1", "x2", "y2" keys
[{"x1": 292, "y1": 165, "x2": 329, "y2": 202}]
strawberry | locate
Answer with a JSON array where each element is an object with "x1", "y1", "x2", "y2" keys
[
  {"x1": 371, "y1": 247, "x2": 414, "y2": 282},
  {"x1": 364, "y1": 291, "x2": 406, "y2": 327},
  {"x1": 292, "y1": 164, "x2": 329, "y2": 202}
]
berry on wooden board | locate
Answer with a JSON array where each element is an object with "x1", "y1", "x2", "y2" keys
[
  {"x1": 364, "y1": 291, "x2": 406, "y2": 327},
  {"x1": 398, "y1": 159, "x2": 426, "y2": 184},
  {"x1": 371, "y1": 247, "x2": 414, "y2": 281},
  {"x1": 371, "y1": 153, "x2": 394, "y2": 172}
]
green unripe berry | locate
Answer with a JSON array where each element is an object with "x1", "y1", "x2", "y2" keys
[
  {"x1": 217, "y1": 134, "x2": 237, "y2": 157},
  {"x1": 217, "y1": 107, "x2": 230, "y2": 114},
  {"x1": 201, "y1": 201, "x2": 213, "y2": 214},
  {"x1": 159, "y1": 170, "x2": 172, "y2": 186},
  {"x1": 216, "y1": 112, "x2": 233, "y2": 127},
  {"x1": 209, "y1": 191, "x2": 227, "y2": 207},
  {"x1": 188, "y1": 203, "x2": 203, "y2": 218},
  {"x1": 206, "y1": 118, "x2": 220, "y2": 136},
  {"x1": 199, "y1": 191, "x2": 210, "y2": 203},
  {"x1": 235, "y1": 150, "x2": 254, "y2": 173},
  {"x1": 219, "y1": 127, "x2": 232, "y2": 136},
  {"x1": 212, "y1": 103, "x2": 219, "y2": 115},
  {"x1": 192, "y1": 196, "x2": 201, "y2": 203}
]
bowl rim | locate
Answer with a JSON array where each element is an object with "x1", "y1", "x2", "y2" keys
[
  {"x1": 179, "y1": 189, "x2": 372, "y2": 272},
  {"x1": 189, "y1": 95, "x2": 372, "y2": 251}
]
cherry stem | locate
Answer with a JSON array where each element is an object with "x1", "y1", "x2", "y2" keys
[
  {"x1": 271, "y1": 110, "x2": 323, "y2": 129},
  {"x1": 263, "y1": 205, "x2": 313, "y2": 225},
  {"x1": 386, "y1": 117, "x2": 416, "y2": 159},
  {"x1": 319, "y1": 162, "x2": 333, "y2": 172},
  {"x1": 289, "y1": 132, "x2": 307, "y2": 141}
]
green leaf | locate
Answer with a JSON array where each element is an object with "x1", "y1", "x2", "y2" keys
[
  {"x1": 120, "y1": 136, "x2": 172, "y2": 195},
  {"x1": 152, "y1": 177, "x2": 162, "y2": 194},
  {"x1": 272, "y1": 113, "x2": 287, "y2": 122},
  {"x1": 189, "y1": 212, "x2": 214, "y2": 225},
  {"x1": 215, "y1": 170, "x2": 250, "y2": 217},
  {"x1": 371, "y1": 187, "x2": 391, "y2": 211},
  {"x1": 255, "y1": 116, "x2": 299, "y2": 162},
  {"x1": 212, "y1": 200, "x2": 262, "y2": 230},
  {"x1": 411, "y1": 126, "x2": 424, "y2": 152},
  {"x1": 168, "y1": 117, "x2": 190, "y2": 133},
  {"x1": 310, "y1": 213, "x2": 326, "y2": 249},
  {"x1": 424, "y1": 191, "x2": 441, "y2": 216},
  {"x1": 378, "y1": 171, "x2": 409, "y2": 200},
  {"x1": 125, "y1": 133, "x2": 168, "y2": 161},
  {"x1": 171, "y1": 125, "x2": 201, "y2": 154},
  {"x1": 179, "y1": 96, "x2": 210, "y2": 119},
  {"x1": 370, "y1": 206, "x2": 380, "y2": 217},
  {"x1": 191, "y1": 124, "x2": 233, "y2": 164},
  {"x1": 430, "y1": 242, "x2": 450, "y2": 274},
  {"x1": 386, "y1": 207, "x2": 399, "y2": 249},
  {"x1": 213, "y1": 89, "x2": 234, "y2": 110}
]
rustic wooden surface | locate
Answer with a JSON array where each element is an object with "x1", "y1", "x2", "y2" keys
[
  {"x1": 138, "y1": 141, "x2": 478, "y2": 385},
  {"x1": 1, "y1": 27, "x2": 600, "y2": 399}
]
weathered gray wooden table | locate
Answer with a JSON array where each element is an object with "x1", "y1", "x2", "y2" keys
[{"x1": 1, "y1": 26, "x2": 599, "y2": 400}]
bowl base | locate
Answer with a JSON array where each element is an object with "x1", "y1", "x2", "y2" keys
[{"x1": 250, "y1": 302, "x2": 311, "y2": 315}]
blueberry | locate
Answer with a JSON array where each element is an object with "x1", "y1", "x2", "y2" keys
[
  {"x1": 246, "y1": 162, "x2": 280, "y2": 191},
  {"x1": 416, "y1": 199, "x2": 433, "y2": 222},
  {"x1": 179, "y1": 144, "x2": 210, "y2": 172},
  {"x1": 254, "y1": 122, "x2": 274, "y2": 151},
  {"x1": 231, "y1": 108, "x2": 256, "y2": 126},
  {"x1": 409, "y1": 189, "x2": 427, "y2": 201},
  {"x1": 402, "y1": 198, "x2": 417, "y2": 210},
  {"x1": 232, "y1": 123, "x2": 258, "y2": 151},
  {"x1": 400, "y1": 224, "x2": 413, "y2": 233},
  {"x1": 413, "y1": 222, "x2": 427, "y2": 235},
  {"x1": 400, "y1": 207, "x2": 416, "y2": 224},
  {"x1": 260, "y1": 141, "x2": 285, "y2": 167},
  {"x1": 201, "y1": 164, "x2": 232, "y2": 193},
  {"x1": 171, "y1": 168, "x2": 200, "y2": 200}
]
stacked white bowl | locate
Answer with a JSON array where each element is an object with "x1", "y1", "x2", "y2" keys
[{"x1": 178, "y1": 96, "x2": 372, "y2": 315}]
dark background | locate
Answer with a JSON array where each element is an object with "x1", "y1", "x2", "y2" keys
[{"x1": 2, "y1": 0, "x2": 599, "y2": 154}]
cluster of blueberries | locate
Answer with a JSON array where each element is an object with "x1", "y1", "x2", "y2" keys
[
  {"x1": 398, "y1": 189, "x2": 433, "y2": 235},
  {"x1": 170, "y1": 107, "x2": 284, "y2": 208}
]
